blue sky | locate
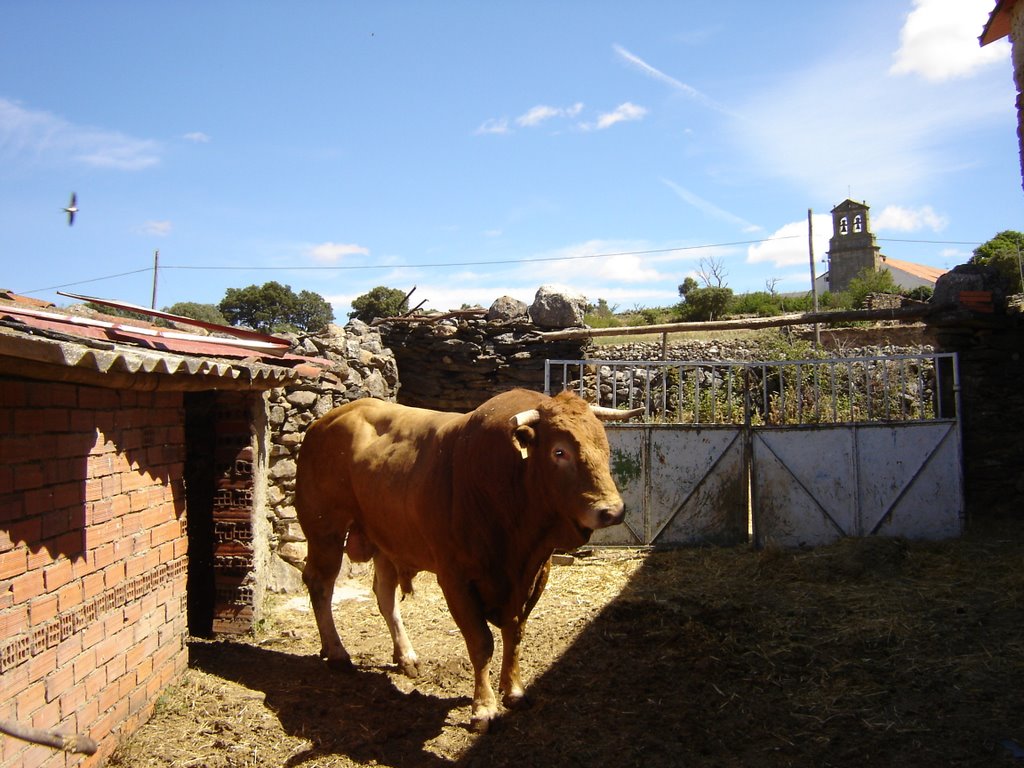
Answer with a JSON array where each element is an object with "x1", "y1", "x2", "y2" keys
[{"x1": 1, "y1": 1, "x2": 1020, "y2": 319}]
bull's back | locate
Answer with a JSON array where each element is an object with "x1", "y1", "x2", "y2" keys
[{"x1": 296, "y1": 399, "x2": 461, "y2": 561}]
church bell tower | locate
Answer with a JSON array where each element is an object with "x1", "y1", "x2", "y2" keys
[{"x1": 826, "y1": 199, "x2": 882, "y2": 293}]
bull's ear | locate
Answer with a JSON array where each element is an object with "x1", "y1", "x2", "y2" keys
[{"x1": 511, "y1": 424, "x2": 536, "y2": 460}]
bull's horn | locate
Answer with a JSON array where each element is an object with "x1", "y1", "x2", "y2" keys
[
  {"x1": 590, "y1": 404, "x2": 645, "y2": 421},
  {"x1": 510, "y1": 409, "x2": 541, "y2": 427}
]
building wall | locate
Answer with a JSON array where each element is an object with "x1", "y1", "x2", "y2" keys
[{"x1": 0, "y1": 378, "x2": 188, "y2": 768}]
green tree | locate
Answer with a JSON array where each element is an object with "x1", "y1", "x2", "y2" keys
[
  {"x1": 163, "y1": 302, "x2": 228, "y2": 325},
  {"x1": 846, "y1": 267, "x2": 898, "y2": 309},
  {"x1": 677, "y1": 278, "x2": 732, "y2": 321},
  {"x1": 969, "y1": 230, "x2": 1024, "y2": 293},
  {"x1": 218, "y1": 281, "x2": 334, "y2": 333},
  {"x1": 348, "y1": 286, "x2": 409, "y2": 323}
]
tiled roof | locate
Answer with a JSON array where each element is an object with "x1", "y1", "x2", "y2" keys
[
  {"x1": 0, "y1": 292, "x2": 326, "y2": 390},
  {"x1": 880, "y1": 256, "x2": 947, "y2": 284}
]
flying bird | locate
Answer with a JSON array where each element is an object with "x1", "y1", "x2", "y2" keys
[{"x1": 63, "y1": 193, "x2": 78, "y2": 226}]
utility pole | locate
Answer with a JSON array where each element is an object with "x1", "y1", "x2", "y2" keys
[
  {"x1": 808, "y1": 209, "x2": 820, "y2": 348},
  {"x1": 151, "y1": 253, "x2": 159, "y2": 311}
]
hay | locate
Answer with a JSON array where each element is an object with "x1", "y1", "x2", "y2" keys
[{"x1": 109, "y1": 521, "x2": 1024, "y2": 767}]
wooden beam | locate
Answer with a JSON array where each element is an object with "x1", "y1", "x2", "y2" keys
[{"x1": 537, "y1": 304, "x2": 937, "y2": 341}]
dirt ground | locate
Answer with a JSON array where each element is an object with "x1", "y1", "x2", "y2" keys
[{"x1": 109, "y1": 519, "x2": 1024, "y2": 768}]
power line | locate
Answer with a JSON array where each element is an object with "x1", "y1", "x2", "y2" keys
[
  {"x1": 876, "y1": 237, "x2": 982, "y2": 246},
  {"x1": 25, "y1": 268, "x2": 155, "y2": 295},
  {"x1": 158, "y1": 237, "x2": 799, "y2": 272}
]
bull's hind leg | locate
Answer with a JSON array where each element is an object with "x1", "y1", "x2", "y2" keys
[
  {"x1": 302, "y1": 531, "x2": 352, "y2": 669},
  {"x1": 372, "y1": 555, "x2": 420, "y2": 677}
]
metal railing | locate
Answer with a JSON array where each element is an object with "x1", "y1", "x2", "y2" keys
[{"x1": 544, "y1": 353, "x2": 959, "y2": 426}]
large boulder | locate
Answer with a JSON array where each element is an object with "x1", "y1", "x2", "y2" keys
[
  {"x1": 932, "y1": 264, "x2": 1007, "y2": 314},
  {"x1": 529, "y1": 285, "x2": 587, "y2": 329},
  {"x1": 487, "y1": 295, "x2": 529, "y2": 322}
]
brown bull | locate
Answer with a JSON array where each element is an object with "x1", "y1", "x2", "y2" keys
[{"x1": 295, "y1": 388, "x2": 637, "y2": 731}]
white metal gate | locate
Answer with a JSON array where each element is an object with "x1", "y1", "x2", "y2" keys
[{"x1": 546, "y1": 353, "x2": 963, "y2": 547}]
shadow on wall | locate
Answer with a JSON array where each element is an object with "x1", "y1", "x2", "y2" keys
[{"x1": 1, "y1": 384, "x2": 184, "y2": 564}]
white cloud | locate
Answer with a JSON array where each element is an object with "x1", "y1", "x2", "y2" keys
[
  {"x1": 613, "y1": 44, "x2": 735, "y2": 116},
  {"x1": 662, "y1": 179, "x2": 761, "y2": 233},
  {"x1": 141, "y1": 220, "x2": 172, "y2": 236},
  {"x1": 516, "y1": 103, "x2": 584, "y2": 127},
  {"x1": 182, "y1": 131, "x2": 211, "y2": 143},
  {"x1": 730, "y1": 42, "x2": 1010, "y2": 200},
  {"x1": 0, "y1": 97, "x2": 161, "y2": 170},
  {"x1": 890, "y1": 0, "x2": 1008, "y2": 82},
  {"x1": 746, "y1": 215, "x2": 833, "y2": 270},
  {"x1": 474, "y1": 117, "x2": 509, "y2": 135},
  {"x1": 873, "y1": 204, "x2": 948, "y2": 232},
  {"x1": 309, "y1": 241, "x2": 370, "y2": 263},
  {"x1": 586, "y1": 102, "x2": 648, "y2": 131}
]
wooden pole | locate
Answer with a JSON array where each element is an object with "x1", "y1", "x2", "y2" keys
[
  {"x1": 808, "y1": 209, "x2": 820, "y2": 348},
  {"x1": 151, "y1": 250, "x2": 159, "y2": 309}
]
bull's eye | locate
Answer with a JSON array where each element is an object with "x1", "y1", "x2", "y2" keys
[{"x1": 553, "y1": 448, "x2": 565, "y2": 458}]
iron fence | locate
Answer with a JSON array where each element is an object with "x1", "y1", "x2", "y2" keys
[{"x1": 545, "y1": 353, "x2": 959, "y2": 426}]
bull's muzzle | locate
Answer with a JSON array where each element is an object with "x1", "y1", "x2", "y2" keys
[{"x1": 591, "y1": 500, "x2": 625, "y2": 529}]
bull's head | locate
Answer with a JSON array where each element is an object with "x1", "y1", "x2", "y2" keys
[{"x1": 509, "y1": 393, "x2": 642, "y2": 544}]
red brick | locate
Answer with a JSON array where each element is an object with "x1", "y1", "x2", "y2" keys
[
  {"x1": 82, "y1": 571, "x2": 104, "y2": 600},
  {"x1": 42, "y1": 559, "x2": 73, "y2": 591},
  {"x1": 11, "y1": 570, "x2": 44, "y2": 602},
  {"x1": 12, "y1": 461, "x2": 46, "y2": 491},
  {"x1": 0, "y1": 379, "x2": 31, "y2": 406},
  {"x1": 27, "y1": 648, "x2": 57, "y2": 683},
  {"x1": 0, "y1": 546, "x2": 26, "y2": 579},
  {"x1": 56, "y1": 579, "x2": 83, "y2": 612},
  {"x1": 30, "y1": 698, "x2": 61, "y2": 733},
  {"x1": 16, "y1": 680, "x2": 46, "y2": 720},
  {"x1": 59, "y1": 678, "x2": 87, "y2": 719},
  {"x1": 28, "y1": 593, "x2": 58, "y2": 625},
  {"x1": 0, "y1": 604, "x2": 29, "y2": 636},
  {"x1": 79, "y1": 387, "x2": 119, "y2": 410},
  {"x1": 44, "y1": 663, "x2": 74, "y2": 702}
]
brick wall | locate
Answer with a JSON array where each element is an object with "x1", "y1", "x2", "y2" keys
[{"x1": 0, "y1": 378, "x2": 188, "y2": 768}]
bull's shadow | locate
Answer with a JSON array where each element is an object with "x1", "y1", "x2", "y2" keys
[{"x1": 189, "y1": 641, "x2": 460, "y2": 767}]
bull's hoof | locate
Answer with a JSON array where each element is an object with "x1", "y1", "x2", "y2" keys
[
  {"x1": 501, "y1": 690, "x2": 531, "y2": 710},
  {"x1": 324, "y1": 655, "x2": 354, "y2": 673},
  {"x1": 470, "y1": 706, "x2": 500, "y2": 734},
  {"x1": 394, "y1": 652, "x2": 420, "y2": 678}
]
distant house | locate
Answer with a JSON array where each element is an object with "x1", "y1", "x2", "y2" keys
[
  {"x1": 814, "y1": 199, "x2": 947, "y2": 294},
  {"x1": 981, "y1": 0, "x2": 1024, "y2": 192}
]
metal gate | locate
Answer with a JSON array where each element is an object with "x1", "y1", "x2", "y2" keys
[{"x1": 546, "y1": 353, "x2": 963, "y2": 547}]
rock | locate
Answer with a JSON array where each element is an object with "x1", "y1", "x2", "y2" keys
[
  {"x1": 932, "y1": 264, "x2": 1007, "y2": 312},
  {"x1": 529, "y1": 285, "x2": 587, "y2": 328},
  {"x1": 487, "y1": 296, "x2": 529, "y2": 322}
]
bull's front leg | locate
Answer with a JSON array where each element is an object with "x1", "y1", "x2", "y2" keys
[
  {"x1": 372, "y1": 555, "x2": 420, "y2": 677},
  {"x1": 302, "y1": 532, "x2": 351, "y2": 669},
  {"x1": 438, "y1": 576, "x2": 498, "y2": 733},
  {"x1": 499, "y1": 558, "x2": 550, "y2": 709}
]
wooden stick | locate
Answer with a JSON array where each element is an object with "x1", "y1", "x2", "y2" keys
[{"x1": 0, "y1": 718, "x2": 98, "y2": 755}]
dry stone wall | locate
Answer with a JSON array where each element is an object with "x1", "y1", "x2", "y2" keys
[
  {"x1": 379, "y1": 318, "x2": 589, "y2": 411},
  {"x1": 264, "y1": 321, "x2": 399, "y2": 591}
]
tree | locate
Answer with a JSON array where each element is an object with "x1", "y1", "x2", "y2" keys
[
  {"x1": 218, "y1": 281, "x2": 334, "y2": 333},
  {"x1": 970, "y1": 230, "x2": 1024, "y2": 293},
  {"x1": 677, "y1": 278, "x2": 733, "y2": 321},
  {"x1": 846, "y1": 267, "x2": 898, "y2": 309},
  {"x1": 348, "y1": 286, "x2": 409, "y2": 323},
  {"x1": 163, "y1": 302, "x2": 227, "y2": 325}
]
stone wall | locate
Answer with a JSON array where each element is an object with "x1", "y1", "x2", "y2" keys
[
  {"x1": 926, "y1": 266, "x2": 1024, "y2": 518},
  {"x1": 264, "y1": 321, "x2": 400, "y2": 591},
  {"x1": 379, "y1": 318, "x2": 589, "y2": 411}
]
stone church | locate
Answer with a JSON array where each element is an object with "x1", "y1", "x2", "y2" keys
[{"x1": 815, "y1": 199, "x2": 947, "y2": 295}]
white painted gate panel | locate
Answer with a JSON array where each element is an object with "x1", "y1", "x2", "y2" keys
[
  {"x1": 753, "y1": 422, "x2": 963, "y2": 548},
  {"x1": 600, "y1": 426, "x2": 747, "y2": 546}
]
